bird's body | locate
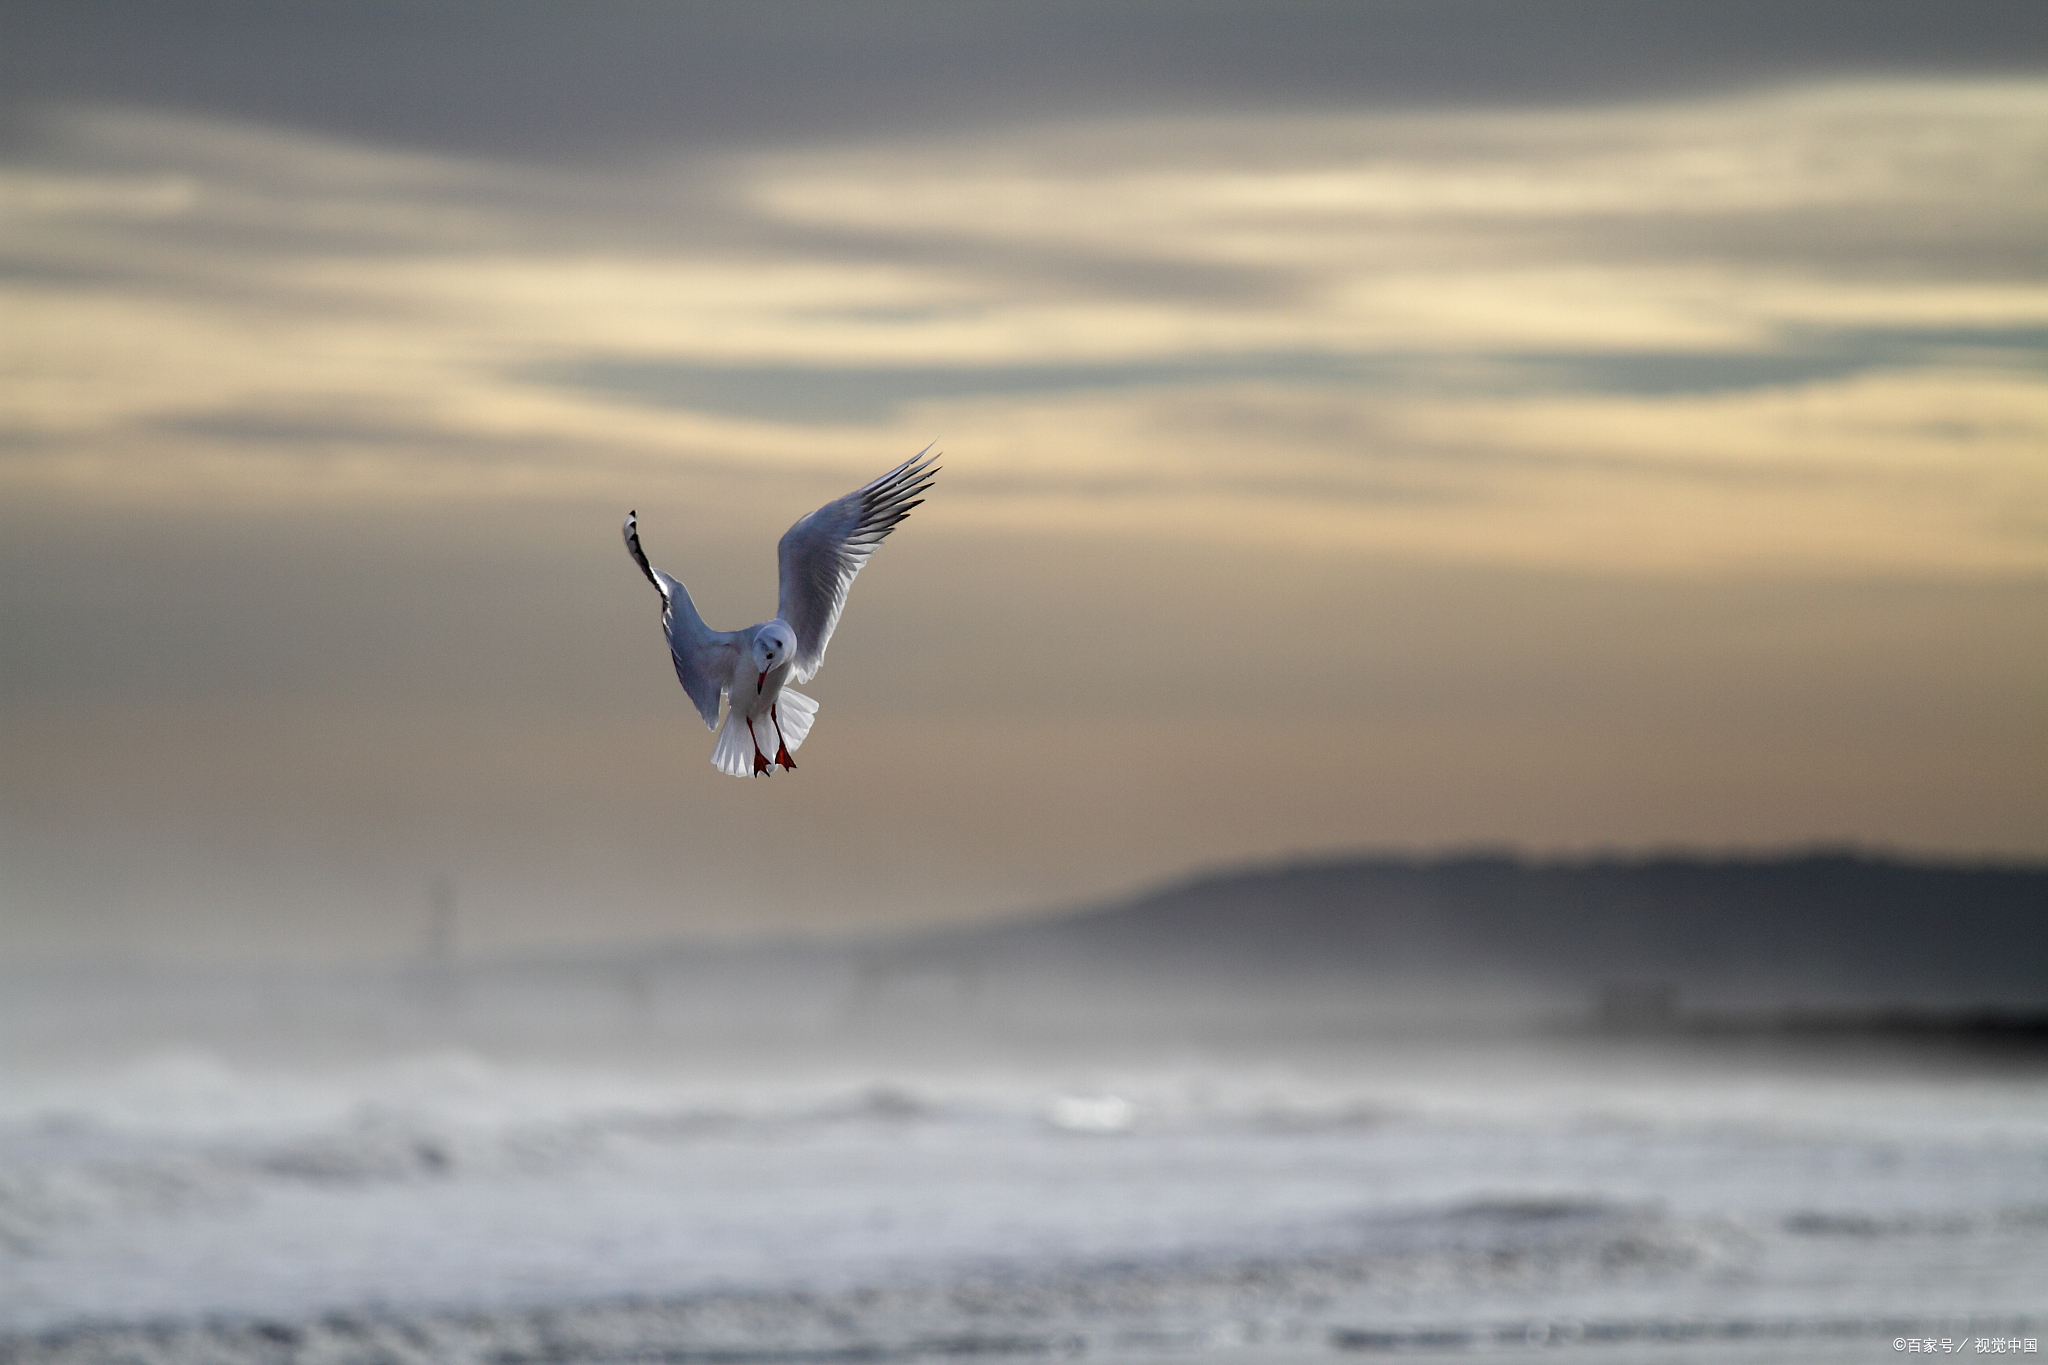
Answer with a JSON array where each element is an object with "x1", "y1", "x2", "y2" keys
[
  {"x1": 624, "y1": 451, "x2": 937, "y2": 776},
  {"x1": 709, "y1": 624, "x2": 811, "y2": 777}
]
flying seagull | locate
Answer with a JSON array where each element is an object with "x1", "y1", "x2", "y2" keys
[{"x1": 624, "y1": 450, "x2": 938, "y2": 777}]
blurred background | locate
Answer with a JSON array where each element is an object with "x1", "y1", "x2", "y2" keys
[
  {"x1": 6, "y1": 0, "x2": 2045, "y2": 960},
  {"x1": 2, "y1": 3, "x2": 2045, "y2": 1360}
]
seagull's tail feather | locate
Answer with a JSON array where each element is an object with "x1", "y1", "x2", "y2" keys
[
  {"x1": 773, "y1": 689, "x2": 818, "y2": 752},
  {"x1": 708, "y1": 689, "x2": 818, "y2": 776},
  {"x1": 711, "y1": 707, "x2": 757, "y2": 778}
]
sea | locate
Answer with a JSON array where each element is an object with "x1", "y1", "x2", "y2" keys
[{"x1": 1, "y1": 956, "x2": 2043, "y2": 1364}]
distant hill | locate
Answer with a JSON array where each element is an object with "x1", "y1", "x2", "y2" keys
[
  {"x1": 9, "y1": 852, "x2": 2040, "y2": 1050},
  {"x1": 871, "y1": 851, "x2": 2048, "y2": 1011}
]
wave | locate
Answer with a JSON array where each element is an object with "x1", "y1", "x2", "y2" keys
[
  {"x1": 1782, "y1": 1205, "x2": 2048, "y2": 1238},
  {"x1": 6, "y1": 1047, "x2": 2046, "y2": 1349},
  {"x1": 1333, "y1": 1313, "x2": 2046, "y2": 1353},
  {"x1": 10, "y1": 1271, "x2": 2039, "y2": 1365},
  {"x1": 0, "y1": 1199, "x2": 1752, "y2": 1362}
]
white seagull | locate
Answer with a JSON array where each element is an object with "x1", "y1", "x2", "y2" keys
[{"x1": 623, "y1": 450, "x2": 938, "y2": 777}]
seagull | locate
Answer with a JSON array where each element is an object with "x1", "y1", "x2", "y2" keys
[{"x1": 623, "y1": 450, "x2": 938, "y2": 777}]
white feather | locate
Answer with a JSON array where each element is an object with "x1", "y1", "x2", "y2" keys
[
  {"x1": 772, "y1": 688, "x2": 818, "y2": 751},
  {"x1": 710, "y1": 708, "x2": 756, "y2": 777}
]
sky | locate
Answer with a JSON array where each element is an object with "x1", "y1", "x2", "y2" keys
[{"x1": 3, "y1": 2, "x2": 2046, "y2": 965}]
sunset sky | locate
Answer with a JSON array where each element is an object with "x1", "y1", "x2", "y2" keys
[{"x1": 4, "y1": 2, "x2": 2044, "y2": 963}]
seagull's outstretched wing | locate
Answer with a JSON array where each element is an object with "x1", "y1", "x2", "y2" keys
[
  {"x1": 624, "y1": 511, "x2": 738, "y2": 729},
  {"x1": 777, "y1": 449, "x2": 938, "y2": 682}
]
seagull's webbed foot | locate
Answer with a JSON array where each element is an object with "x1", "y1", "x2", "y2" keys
[
  {"x1": 746, "y1": 717, "x2": 773, "y2": 776},
  {"x1": 771, "y1": 705, "x2": 796, "y2": 770}
]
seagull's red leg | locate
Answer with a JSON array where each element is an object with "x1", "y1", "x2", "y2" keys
[
  {"x1": 771, "y1": 705, "x2": 796, "y2": 770},
  {"x1": 746, "y1": 717, "x2": 771, "y2": 776}
]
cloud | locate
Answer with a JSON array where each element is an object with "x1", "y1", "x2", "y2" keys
[
  {"x1": 8, "y1": 1, "x2": 2046, "y2": 160},
  {"x1": 528, "y1": 325, "x2": 2048, "y2": 426},
  {"x1": 6, "y1": 84, "x2": 2043, "y2": 575}
]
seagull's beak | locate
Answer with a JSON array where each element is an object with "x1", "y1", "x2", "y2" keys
[{"x1": 757, "y1": 670, "x2": 767, "y2": 693}]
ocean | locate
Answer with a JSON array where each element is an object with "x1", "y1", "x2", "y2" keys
[{"x1": 1, "y1": 959, "x2": 2043, "y2": 1363}]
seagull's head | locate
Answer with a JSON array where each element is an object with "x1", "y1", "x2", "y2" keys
[{"x1": 752, "y1": 621, "x2": 797, "y2": 691}]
